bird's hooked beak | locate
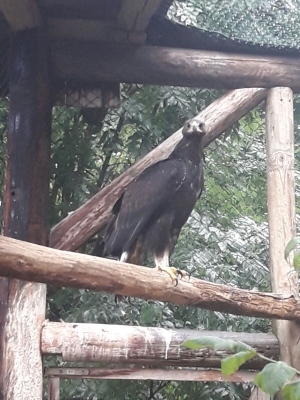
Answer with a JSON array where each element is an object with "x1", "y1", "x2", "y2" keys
[{"x1": 182, "y1": 119, "x2": 206, "y2": 137}]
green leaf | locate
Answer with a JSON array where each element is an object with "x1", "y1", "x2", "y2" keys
[
  {"x1": 284, "y1": 238, "x2": 300, "y2": 261},
  {"x1": 182, "y1": 336, "x2": 254, "y2": 352},
  {"x1": 293, "y1": 250, "x2": 300, "y2": 271},
  {"x1": 221, "y1": 350, "x2": 257, "y2": 375},
  {"x1": 282, "y1": 380, "x2": 300, "y2": 400},
  {"x1": 254, "y1": 362, "x2": 297, "y2": 399}
]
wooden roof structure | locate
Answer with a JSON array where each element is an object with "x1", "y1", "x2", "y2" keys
[{"x1": 1, "y1": 0, "x2": 300, "y2": 99}]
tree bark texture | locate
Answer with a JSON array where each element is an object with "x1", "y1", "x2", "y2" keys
[
  {"x1": 51, "y1": 42, "x2": 300, "y2": 91},
  {"x1": 0, "y1": 29, "x2": 51, "y2": 400},
  {"x1": 0, "y1": 236, "x2": 300, "y2": 320},
  {"x1": 45, "y1": 367, "x2": 256, "y2": 383},
  {"x1": 50, "y1": 87, "x2": 268, "y2": 251},
  {"x1": 42, "y1": 322, "x2": 278, "y2": 369},
  {"x1": 266, "y1": 88, "x2": 300, "y2": 372}
]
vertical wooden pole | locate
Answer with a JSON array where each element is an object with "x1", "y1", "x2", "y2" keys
[
  {"x1": 266, "y1": 88, "x2": 300, "y2": 382},
  {"x1": 0, "y1": 29, "x2": 52, "y2": 399},
  {"x1": 48, "y1": 377, "x2": 60, "y2": 400}
]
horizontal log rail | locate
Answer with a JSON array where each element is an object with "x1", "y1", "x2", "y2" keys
[
  {"x1": 45, "y1": 367, "x2": 257, "y2": 382},
  {"x1": 42, "y1": 322, "x2": 278, "y2": 369},
  {"x1": 1, "y1": 236, "x2": 300, "y2": 320},
  {"x1": 52, "y1": 42, "x2": 300, "y2": 91},
  {"x1": 50, "y1": 87, "x2": 268, "y2": 251}
]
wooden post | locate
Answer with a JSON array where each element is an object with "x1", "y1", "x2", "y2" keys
[
  {"x1": 48, "y1": 377, "x2": 60, "y2": 400},
  {"x1": 0, "y1": 29, "x2": 52, "y2": 399},
  {"x1": 266, "y1": 88, "x2": 300, "y2": 390}
]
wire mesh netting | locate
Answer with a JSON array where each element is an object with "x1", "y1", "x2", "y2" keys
[{"x1": 169, "y1": 0, "x2": 300, "y2": 48}]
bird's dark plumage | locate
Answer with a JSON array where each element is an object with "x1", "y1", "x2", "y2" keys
[{"x1": 103, "y1": 118, "x2": 206, "y2": 283}]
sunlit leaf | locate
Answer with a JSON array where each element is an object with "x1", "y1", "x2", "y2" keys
[
  {"x1": 221, "y1": 350, "x2": 257, "y2": 375},
  {"x1": 284, "y1": 238, "x2": 300, "y2": 261},
  {"x1": 254, "y1": 362, "x2": 297, "y2": 399},
  {"x1": 182, "y1": 336, "x2": 254, "y2": 352},
  {"x1": 293, "y1": 250, "x2": 300, "y2": 271},
  {"x1": 282, "y1": 380, "x2": 300, "y2": 400}
]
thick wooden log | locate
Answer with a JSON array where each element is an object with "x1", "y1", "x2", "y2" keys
[
  {"x1": 0, "y1": 0, "x2": 41, "y2": 31},
  {"x1": 1, "y1": 236, "x2": 300, "y2": 320},
  {"x1": 42, "y1": 322, "x2": 278, "y2": 369},
  {"x1": 0, "y1": 30, "x2": 51, "y2": 399},
  {"x1": 52, "y1": 42, "x2": 300, "y2": 92},
  {"x1": 266, "y1": 88, "x2": 300, "y2": 372},
  {"x1": 50, "y1": 87, "x2": 268, "y2": 251},
  {"x1": 45, "y1": 367, "x2": 256, "y2": 382}
]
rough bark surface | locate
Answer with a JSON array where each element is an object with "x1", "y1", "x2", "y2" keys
[
  {"x1": 266, "y1": 88, "x2": 300, "y2": 373},
  {"x1": 1, "y1": 236, "x2": 300, "y2": 320},
  {"x1": 42, "y1": 322, "x2": 279, "y2": 369},
  {"x1": 52, "y1": 42, "x2": 300, "y2": 91},
  {"x1": 46, "y1": 367, "x2": 256, "y2": 382},
  {"x1": 0, "y1": 30, "x2": 51, "y2": 400}
]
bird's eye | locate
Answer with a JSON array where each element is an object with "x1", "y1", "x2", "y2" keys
[
  {"x1": 186, "y1": 123, "x2": 191, "y2": 128},
  {"x1": 199, "y1": 122, "x2": 205, "y2": 130}
]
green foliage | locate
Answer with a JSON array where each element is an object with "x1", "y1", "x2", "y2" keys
[
  {"x1": 183, "y1": 337, "x2": 257, "y2": 376},
  {"x1": 183, "y1": 336, "x2": 253, "y2": 352},
  {"x1": 254, "y1": 362, "x2": 297, "y2": 399},
  {"x1": 285, "y1": 237, "x2": 300, "y2": 271},
  {"x1": 182, "y1": 337, "x2": 300, "y2": 399},
  {"x1": 222, "y1": 351, "x2": 257, "y2": 376},
  {"x1": 282, "y1": 380, "x2": 300, "y2": 400}
]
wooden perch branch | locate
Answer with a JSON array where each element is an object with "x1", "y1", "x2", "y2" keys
[
  {"x1": 50, "y1": 87, "x2": 268, "y2": 251},
  {"x1": 52, "y1": 42, "x2": 300, "y2": 91},
  {"x1": 45, "y1": 367, "x2": 257, "y2": 383},
  {"x1": 1, "y1": 236, "x2": 300, "y2": 320},
  {"x1": 42, "y1": 322, "x2": 278, "y2": 369}
]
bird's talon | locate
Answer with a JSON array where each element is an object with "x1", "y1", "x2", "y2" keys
[
  {"x1": 174, "y1": 278, "x2": 178, "y2": 287},
  {"x1": 176, "y1": 269, "x2": 183, "y2": 279}
]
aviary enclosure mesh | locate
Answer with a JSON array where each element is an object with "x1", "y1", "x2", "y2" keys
[{"x1": 1, "y1": 0, "x2": 300, "y2": 399}]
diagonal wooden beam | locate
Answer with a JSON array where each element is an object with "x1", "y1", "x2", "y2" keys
[
  {"x1": 0, "y1": 0, "x2": 41, "y2": 31},
  {"x1": 1, "y1": 235, "x2": 300, "y2": 321},
  {"x1": 50, "y1": 87, "x2": 269, "y2": 251}
]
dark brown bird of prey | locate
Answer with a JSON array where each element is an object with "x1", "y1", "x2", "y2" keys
[{"x1": 103, "y1": 118, "x2": 206, "y2": 284}]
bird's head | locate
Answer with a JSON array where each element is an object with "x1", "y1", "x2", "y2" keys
[{"x1": 182, "y1": 119, "x2": 206, "y2": 138}]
